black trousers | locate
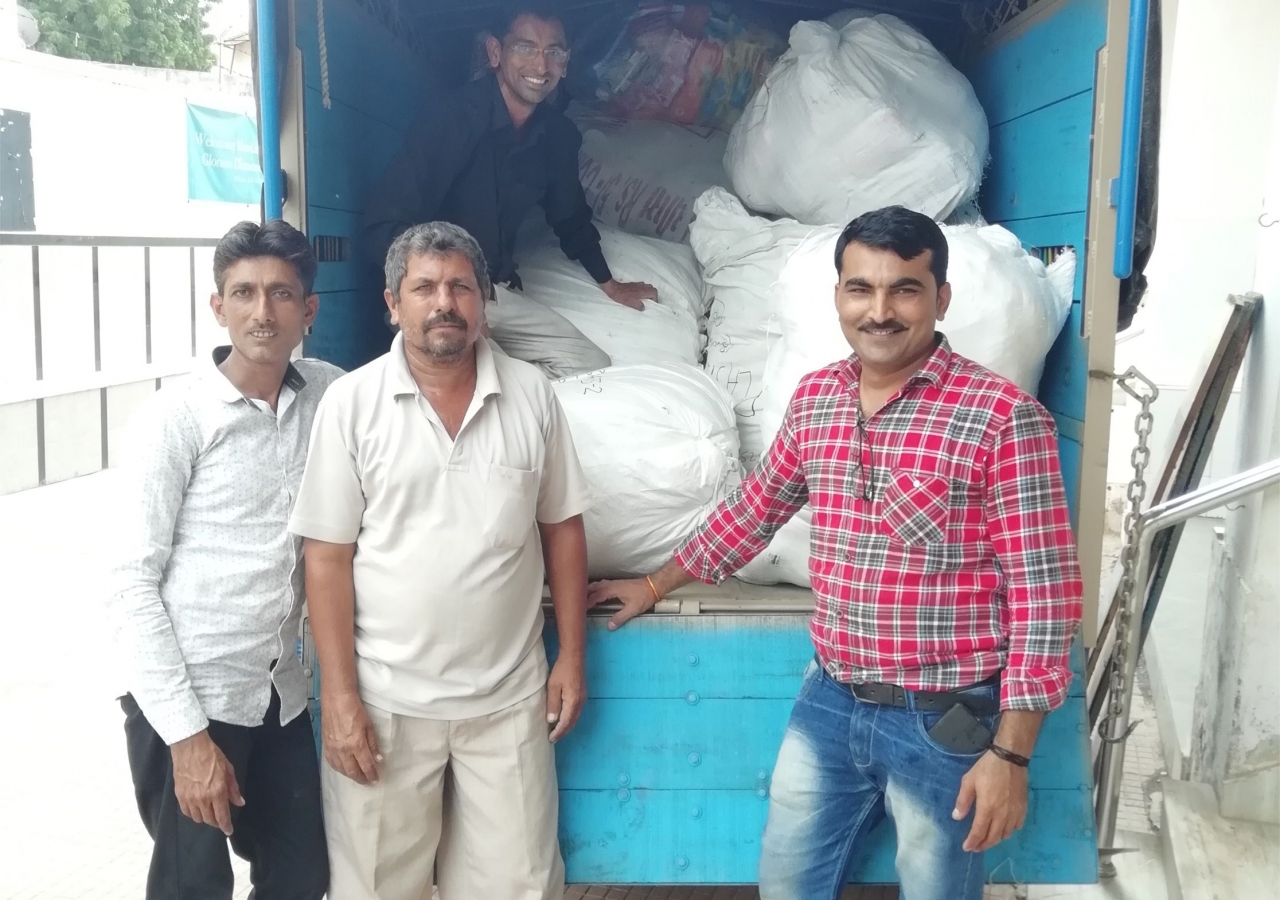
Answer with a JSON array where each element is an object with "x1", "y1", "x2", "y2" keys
[{"x1": 121, "y1": 691, "x2": 328, "y2": 900}]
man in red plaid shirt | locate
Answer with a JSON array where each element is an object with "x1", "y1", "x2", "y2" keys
[{"x1": 589, "y1": 206, "x2": 1083, "y2": 900}]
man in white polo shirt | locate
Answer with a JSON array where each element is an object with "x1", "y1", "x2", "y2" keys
[{"x1": 289, "y1": 221, "x2": 591, "y2": 900}]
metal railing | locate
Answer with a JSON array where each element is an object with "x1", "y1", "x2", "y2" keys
[
  {"x1": 1095, "y1": 455, "x2": 1280, "y2": 874},
  {"x1": 0, "y1": 232, "x2": 224, "y2": 493}
]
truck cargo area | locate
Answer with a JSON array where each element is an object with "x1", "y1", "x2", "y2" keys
[{"x1": 277, "y1": 0, "x2": 1126, "y2": 886}]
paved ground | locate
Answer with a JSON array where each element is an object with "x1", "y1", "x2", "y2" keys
[{"x1": 0, "y1": 472, "x2": 1167, "y2": 899}]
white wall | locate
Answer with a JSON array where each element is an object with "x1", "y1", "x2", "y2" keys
[
  {"x1": 1105, "y1": 0, "x2": 1280, "y2": 491},
  {"x1": 0, "y1": 47, "x2": 253, "y2": 493},
  {"x1": 0, "y1": 46, "x2": 258, "y2": 237}
]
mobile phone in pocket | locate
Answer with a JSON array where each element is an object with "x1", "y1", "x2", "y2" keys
[{"x1": 927, "y1": 704, "x2": 993, "y2": 755}]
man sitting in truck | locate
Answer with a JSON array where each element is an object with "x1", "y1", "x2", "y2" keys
[
  {"x1": 589, "y1": 206, "x2": 1084, "y2": 900},
  {"x1": 107, "y1": 220, "x2": 340, "y2": 900},
  {"x1": 362, "y1": 3, "x2": 656, "y2": 378}
]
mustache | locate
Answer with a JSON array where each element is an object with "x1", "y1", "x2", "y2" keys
[
  {"x1": 857, "y1": 320, "x2": 907, "y2": 332},
  {"x1": 424, "y1": 312, "x2": 467, "y2": 330}
]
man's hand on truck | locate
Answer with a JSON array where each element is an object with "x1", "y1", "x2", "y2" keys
[{"x1": 587, "y1": 559, "x2": 696, "y2": 630}]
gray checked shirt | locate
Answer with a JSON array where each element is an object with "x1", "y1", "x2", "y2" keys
[{"x1": 108, "y1": 347, "x2": 343, "y2": 744}]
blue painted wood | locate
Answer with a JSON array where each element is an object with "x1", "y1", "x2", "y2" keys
[
  {"x1": 1038, "y1": 300, "x2": 1091, "y2": 424},
  {"x1": 295, "y1": 0, "x2": 425, "y2": 131},
  {"x1": 308, "y1": 206, "x2": 364, "y2": 294},
  {"x1": 967, "y1": 0, "x2": 1107, "y2": 128},
  {"x1": 303, "y1": 88, "x2": 403, "y2": 215},
  {"x1": 544, "y1": 613, "x2": 815, "y2": 699},
  {"x1": 556, "y1": 695, "x2": 1090, "y2": 792},
  {"x1": 558, "y1": 786, "x2": 1096, "y2": 884},
  {"x1": 304, "y1": 290, "x2": 393, "y2": 371},
  {"x1": 981, "y1": 92, "x2": 1094, "y2": 225}
]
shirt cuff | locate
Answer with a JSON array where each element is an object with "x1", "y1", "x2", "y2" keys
[
  {"x1": 141, "y1": 694, "x2": 211, "y2": 746},
  {"x1": 673, "y1": 535, "x2": 728, "y2": 585},
  {"x1": 579, "y1": 247, "x2": 613, "y2": 285},
  {"x1": 999, "y1": 667, "x2": 1073, "y2": 713}
]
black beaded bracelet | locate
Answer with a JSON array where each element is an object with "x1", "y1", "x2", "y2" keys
[{"x1": 989, "y1": 743, "x2": 1031, "y2": 768}]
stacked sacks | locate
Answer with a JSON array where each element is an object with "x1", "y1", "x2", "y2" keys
[
  {"x1": 572, "y1": 105, "x2": 732, "y2": 244},
  {"x1": 552, "y1": 363, "x2": 741, "y2": 578},
  {"x1": 689, "y1": 187, "x2": 825, "y2": 469},
  {"x1": 737, "y1": 228, "x2": 1076, "y2": 586},
  {"x1": 514, "y1": 224, "x2": 709, "y2": 368},
  {"x1": 725, "y1": 13, "x2": 988, "y2": 226}
]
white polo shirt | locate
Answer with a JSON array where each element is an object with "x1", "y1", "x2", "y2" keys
[{"x1": 289, "y1": 335, "x2": 591, "y2": 719}]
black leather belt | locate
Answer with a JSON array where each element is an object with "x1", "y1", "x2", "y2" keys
[{"x1": 845, "y1": 671, "x2": 1002, "y2": 717}]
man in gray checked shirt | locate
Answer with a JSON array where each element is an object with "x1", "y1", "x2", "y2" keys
[{"x1": 107, "y1": 220, "x2": 341, "y2": 900}]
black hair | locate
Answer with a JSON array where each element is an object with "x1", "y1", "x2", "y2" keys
[
  {"x1": 489, "y1": 3, "x2": 567, "y2": 43},
  {"x1": 213, "y1": 220, "x2": 318, "y2": 296},
  {"x1": 833, "y1": 206, "x2": 949, "y2": 287}
]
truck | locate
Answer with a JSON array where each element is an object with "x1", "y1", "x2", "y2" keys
[{"x1": 254, "y1": 0, "x2": 1158, "y2": 887}]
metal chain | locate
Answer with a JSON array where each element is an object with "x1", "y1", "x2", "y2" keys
[{"x1": 1100, "y1": 367, "x2": 1159, "y2": 744}]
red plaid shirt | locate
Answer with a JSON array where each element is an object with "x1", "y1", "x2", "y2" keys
[{"x1": 674, "y1": 338, "x2": 1083, "y2": 712}]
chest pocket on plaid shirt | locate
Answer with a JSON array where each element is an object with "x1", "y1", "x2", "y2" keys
[{"x1": 880, "y1": 469, "x2": 950, "y2": 545}]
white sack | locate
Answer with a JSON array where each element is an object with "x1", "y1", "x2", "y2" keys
[
  {"x1": 553, "y1": 364, "x2": 741, "y2": 578},
  {"x1": 725, "y1": 14, "x2": 989, "y2": 225},
  {"x1": 738, "y1": 226, "x2": 1075, "y2": 586},
  {"x1": 515, "y1": 225, "x2": 709, "y2": 368},
  {"x1": 690, "y1": 187, "x2": 826, "y2": 469},
  {"x1": 573, "y1": 106, "x2": 733, "y2": 244}
]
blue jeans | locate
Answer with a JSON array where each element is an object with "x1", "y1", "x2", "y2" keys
[{"x1": 758, "y1": 660, "x2": 1001, "y2": 900}]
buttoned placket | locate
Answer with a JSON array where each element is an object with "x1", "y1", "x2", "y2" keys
[{"x1": 244, "y1": 385, "x2": 301, "y2": 722}]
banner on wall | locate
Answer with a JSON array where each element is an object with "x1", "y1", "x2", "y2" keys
[{"x1": 186, "y1": 104, "x2": 263, "y2": 204}]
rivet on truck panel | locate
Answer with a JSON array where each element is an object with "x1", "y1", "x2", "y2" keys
[{"x1": 688, "y1": 752, "x2": 702, "y2": 766}]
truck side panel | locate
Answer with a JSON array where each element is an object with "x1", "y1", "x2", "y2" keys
[
  {"x1": 295, "y1": 0, "x2": 423, "y2": 370},
  {"x1": 966, "y1": 0, "x2": 1110, "y2": 528}
]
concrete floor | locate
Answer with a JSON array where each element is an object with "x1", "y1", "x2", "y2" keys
[{"x1": 1145, "y1": 517, "x2": 1219, "y2": 778}]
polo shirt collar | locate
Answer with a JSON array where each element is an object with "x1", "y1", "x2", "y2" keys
[
  {"x1": 205, "y1": 345, "x2": 307, "y2": 404},
  {"x1": 388, "y1": 332, "x2": 503, "y2": 401}
]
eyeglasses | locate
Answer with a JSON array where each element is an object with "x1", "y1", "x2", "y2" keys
[
  {"x1": 854, "y1": 411, "x2": 875, "y2": 502},
  {"x1": 507, "y1": 42, "x2": 570, "y2": 65}
]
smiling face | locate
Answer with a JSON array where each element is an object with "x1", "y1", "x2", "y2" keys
[
  {"x1": 486, "y1": 13, "x2": 568, "y2": 109},
  {"x1": 385, "y1": 250, "x2": 485, "y2": 362},
  {"x1": 210, "y1": 256, "x2": 317, "y2": 367},
  {"x1": 834, "y1": 241, "x2": 951, "y2": 380}
]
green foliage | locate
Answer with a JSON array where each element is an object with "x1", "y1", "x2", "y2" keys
[{"x1": 24, "y1": 0, "x2": 216, "y2": 71}]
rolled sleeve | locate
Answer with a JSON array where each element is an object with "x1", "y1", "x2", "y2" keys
[
  {"x1": 536, "y1": 393, "x2": 592, "y2": 525},
  {"x1": 289, "y1": 390, "x2": 365, "y2": 545},
  {"x1": 986, "y1": 400, "x2": 1083, "y2": 712}
]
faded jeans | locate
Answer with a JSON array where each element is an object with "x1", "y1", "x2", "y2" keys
[{"x1": 758, "y1": 659, "x2": 1001, "y2": 900}]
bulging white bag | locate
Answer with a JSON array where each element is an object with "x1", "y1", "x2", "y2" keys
[
  {"x1": 690, "y1": 188, "x2": 827, "y2": 469},
  {"x1": 574, "y1": 106, "x2": 732, "y2": 244},
  {"x1": 515, "y1": 225, "x2": 709, "y2": 368},
  {"x1": 738, "y1": 227, "x2": 1075, "y2": 586},
  {"x1": 553, "y1": 364, "x2": 741, "y2": 578},
  {"x1": 725, "y1": 14, "x2": 989, "y2": 225}
]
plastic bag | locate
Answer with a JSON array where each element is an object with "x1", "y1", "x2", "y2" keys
[
  {"x1": 689, "y1": 187, "x2": 825, "y2": 469},
  {"x1": 725, "y1": 14, "x2": 989, "y2": 225},
  {"x1": 513, "y1": 224, "x2": 708, "y2": 368},
  {"x1": 572, "y1": 105, "x2": 731, "y2": 243},
  {"x1": 553, "y1": 363, "x2": 741, "y2": 577},
  {"x1": 581, "y1": 3, "x2": 785, "y2": 130}
]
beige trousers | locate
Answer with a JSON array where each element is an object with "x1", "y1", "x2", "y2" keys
[{"x1": 323, "y1": 689, "x2": 565, "y2": 900}]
